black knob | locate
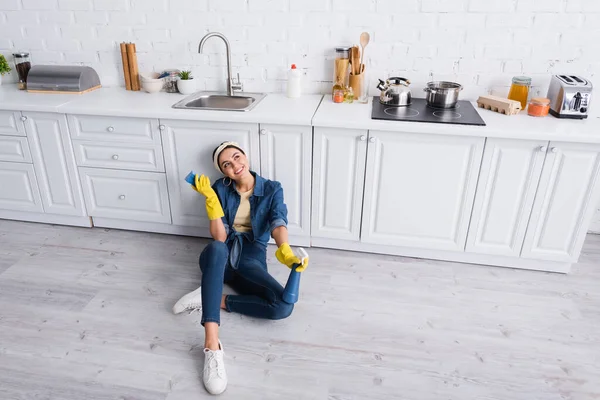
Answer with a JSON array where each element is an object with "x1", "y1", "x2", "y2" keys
[{"x1": 580, "y1": 107, "x2": 587, "y2": 113}]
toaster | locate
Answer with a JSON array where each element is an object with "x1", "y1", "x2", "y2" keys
[{"x1": 547, "y1": 75, "x2": 592, "y2": 119}]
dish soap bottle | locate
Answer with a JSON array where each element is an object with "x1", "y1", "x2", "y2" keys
[{"x1": 286, "y1": 64, "x2": 302, "y2": 98}]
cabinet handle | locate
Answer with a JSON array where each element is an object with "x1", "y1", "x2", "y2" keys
[
  {"x1": 112, "y1": 154, "x2": 119, "y2": 160},
  {"x1": 20, "y1": 116, "x2": 27, "y2": 121},
  {"x1": 551, "y1": 147, "x2": 558, "y2": 153},
  {"x1": 260, "y1": 129, "x2": 267, "y2": 135},
  {"x1": 107, "y1": 126, "x2": 115, "y2": 132},
  {"x1": 359, "y1": 135, "x2": 366, "y2": 141},
  {"x1": 369, "y1": 137, "x2": 376, "y2": 143},
  {"x1": 539, "y1": 146, "x2": 547, "y2": 152},
  {"x1": 119, "y1": 195, "x2": 126, "y2": 200},
  {"x1": 159, "y1": 125, "x2": 165, "y2": 130}
]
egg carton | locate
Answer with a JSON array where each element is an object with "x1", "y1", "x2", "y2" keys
[{"x1": 477, "y1": 95, "x2": 522, "y2": 115}]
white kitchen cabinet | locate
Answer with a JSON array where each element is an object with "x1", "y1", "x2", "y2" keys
[
  {"x1": 161, "y1": 119, "x2": 260, "y2": 229},
  {"x1": 0, "y1": 136, "x2": 32, "y2": 163},
  {"x1": 24, "y1": 112, "x2": 86, "y2": 217},
  {"x1": 466, "y1": 138, "x2": 548, "y2": 257},
  {"x1": 259, "y1": 124, "x2": 312, "y2": 239},
  {"x1": 522, "y1": 142, "x2": 600, "y2": 262},
  {"x1": 79, "y1": 167, "x2": 171, "y2": 224},
  {"x1": 0, "y1": 111, "x2": 25, "y2": 136},
  {"x1": 311, "y1": 127, "x2": 368, "y2": 241},
  {"x1": 361, "y1": 131, "x2": 484, "y2": 251},
  {"x1": 0, "y1": 161, "x2": 43, "y2": 212}
]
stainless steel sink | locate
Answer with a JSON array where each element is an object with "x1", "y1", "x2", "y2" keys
[{"x1": 172, "y1": 92, "x2": 267, "y2": 112}]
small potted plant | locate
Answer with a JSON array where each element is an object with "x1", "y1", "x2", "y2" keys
[
  {"x1": 177, "y1": 70, "x2": 196, "y2": 95},
  {"x1": 0, "y1": 54, "x2": 11, "y2": 86}
]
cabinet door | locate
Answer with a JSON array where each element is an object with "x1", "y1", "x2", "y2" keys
[
  {"x1": 259, "y1": 124, "x2": 312, "y2": 238},
  {"x1": 466, "y1": 139, "x2": 548, "y2": 256},
  {"x1": 161, "y1": 120, "x2": 260, "y2": 228},
  {"x1": 24, "y1": 113, "x2": 86, "y2": 216},
  {"x1": 0, "y1": 111, "x2": 25, "y2": 136},
  {"x1": 522, "y1": 142, "x2": 600, "y2": 262},
  {"x1": 0, "y1": 161, "x2": 43, "y2": 212},
  {"x1": 361, "y1": 131, "x2": 484, "y2": 251},
  {"x1": 312, "y1": 127, "x2": 368, "y2": 241},
  {"x1": 79, "y1": 167, "x2": 171, "y2": 223}
]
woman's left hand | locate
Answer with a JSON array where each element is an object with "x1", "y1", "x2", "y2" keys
[{"x1": 276, "y1": 243, "x2": 309, "y2": 272}]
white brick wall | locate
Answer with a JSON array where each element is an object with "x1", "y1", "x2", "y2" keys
[{"x1": 0, "y1": 0, "x2": 595, "y2": 97}]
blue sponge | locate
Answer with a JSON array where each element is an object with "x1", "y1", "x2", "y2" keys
[{"x1": 184, "y1": 171, "x2": 196, "y2": 185}]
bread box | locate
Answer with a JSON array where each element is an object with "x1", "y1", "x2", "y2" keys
[{"x1": 26, "y1": 65, "x2": 101, "y2": 94}]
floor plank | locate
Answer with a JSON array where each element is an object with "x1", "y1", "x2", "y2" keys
[{"x1": 0, "y1": 220, "x2": 599, "y2": 399}]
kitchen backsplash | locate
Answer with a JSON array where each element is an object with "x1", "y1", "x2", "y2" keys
[{"x1": 0, "y1": 0, "x2": 598, "y2": 100}]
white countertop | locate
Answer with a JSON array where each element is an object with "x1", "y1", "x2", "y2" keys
[
  {"x1": 0, "y1": 85, "x2": 78, "y2": 113},
  {"x1": 313, "y1": 96, "x2": 600, "y2": 144},
  {"x1": 3, "y1": 83, "x2": 600, "y2": 143},
  {"x1": 0, "y1": 85, "x2": 323, "y2": 127}
]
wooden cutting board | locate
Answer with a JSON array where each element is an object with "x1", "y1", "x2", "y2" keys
[{"x1": 27, "y1": 85, "x2": 102, "y2": 94}]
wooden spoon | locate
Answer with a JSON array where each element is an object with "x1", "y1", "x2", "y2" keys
[{"x1": 359, "y1": 32, "x2": 370, "y2": 71}]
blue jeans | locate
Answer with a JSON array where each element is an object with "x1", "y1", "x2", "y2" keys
[{"x1": 199, "y1": 240, "x2": 294, "y2": 326}]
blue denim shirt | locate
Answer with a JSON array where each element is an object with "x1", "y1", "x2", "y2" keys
[{"x1": 212, "y1": 171, "x2": 288, "y2": 248}]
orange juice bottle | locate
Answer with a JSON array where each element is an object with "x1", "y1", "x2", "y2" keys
[{"x1": 508, "y1": 76, "x2": 531, "y2": 110}]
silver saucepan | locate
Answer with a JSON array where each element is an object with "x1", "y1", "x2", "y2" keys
[{"x1": 424, "y1": 81, "x2": 463, "y2": 108}]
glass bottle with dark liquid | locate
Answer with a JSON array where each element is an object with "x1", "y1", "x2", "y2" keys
[{"x1": 13, "y1": 52, "x2": 31, "y2": 90}]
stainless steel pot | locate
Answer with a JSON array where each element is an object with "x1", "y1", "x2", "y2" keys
[
  {"x1": 377, "y1": 77, "x2": 412, "y2": 106},
  {"x1": 424, "y1": 81, "x2": 463, "y2": 108}
]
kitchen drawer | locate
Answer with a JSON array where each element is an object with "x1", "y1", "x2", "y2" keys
[
  {"x1": 79, "y1": 167, "x2": 171, "y2": 223},
  {"x1": 73, "y1": 140, "x2": 165, "y2": 172},
  {"x1": 0, "y1": 111, "x2": 26, "y2": 137},
  {"x1": 0, "y1": 136, "x2": 32, "y2": 163},
  {"x1": 67, "y1": 115, "x2": 161, "y2": 144}
]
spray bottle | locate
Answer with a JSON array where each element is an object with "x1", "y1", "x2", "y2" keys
[{"x1": 282, "y1": 247, "x2": 308, "y2": 304}]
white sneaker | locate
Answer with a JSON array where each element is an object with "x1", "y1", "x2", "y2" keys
[
  {"x1": 203, "y1": 340, "x2": 227, "y2": 395},
  {"x1": 172, "y1": 286, "x2": 202, "y2": 314}
]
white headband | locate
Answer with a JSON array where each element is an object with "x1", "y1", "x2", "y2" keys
[{"x1": 213, "y1": 141, "x2": 244, "y2": 173}]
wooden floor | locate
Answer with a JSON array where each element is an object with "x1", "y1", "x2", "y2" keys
[{"x1": 0, "y1": 220, "x2": 599, "y2": 400}]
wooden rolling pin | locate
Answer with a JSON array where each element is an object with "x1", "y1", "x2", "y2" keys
[
  {"x1": 120, "y1": 42, "x2": 132, "y2": 90},
  {"x1": 126, "y1": 43, "x2": 140, "y2": 91}
]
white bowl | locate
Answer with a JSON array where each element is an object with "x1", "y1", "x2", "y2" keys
[
  {"x1": 140, "y1": 72, "x2": 161, "y2": 81},
  {"x1": 142, "y1": 79, "x2": 163, "y2": 93}
]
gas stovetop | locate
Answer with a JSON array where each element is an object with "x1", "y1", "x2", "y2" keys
[{"x1": 371, "y1": 97, "x2": 486, "y2": 126}]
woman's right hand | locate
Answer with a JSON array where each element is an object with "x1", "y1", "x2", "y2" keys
[
  {"x1": 193, "y1": 174, "x2": 217, "y2": 198},
  {"x1": 193, "y1": 174, "x2": 224, "y2": 220}
]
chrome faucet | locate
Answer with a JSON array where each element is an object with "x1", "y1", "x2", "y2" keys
[{"x1": 198, "y1": 32, "x2": 243, "y2": 96}]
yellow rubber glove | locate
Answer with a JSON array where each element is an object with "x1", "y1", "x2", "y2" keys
[
  {"x1": 193, "y1": 174, "x2": 224, "y2": 221},
  {"x1": 276, "y1": 243, "x2": 309, "y2": 272}
]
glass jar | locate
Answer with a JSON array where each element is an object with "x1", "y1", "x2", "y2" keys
[
  {"x1": 508, "y1": 76, "x2": 531, "y2": 109},
  {"x1": 13, "y1": 52, "x2": 31, "y2": 90},
  {"x1": 332, "y1": 46, "x2": 350, "y2": 102},
  {"x1": 333, "y1": 88, "x2": 344, "y2": 103},
  {"x1": 527, "y1": 97, "x2": 550, "y2": 117},
  {"x1": 162, "y1": 69, "x2": 180, "y2": 93}
]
